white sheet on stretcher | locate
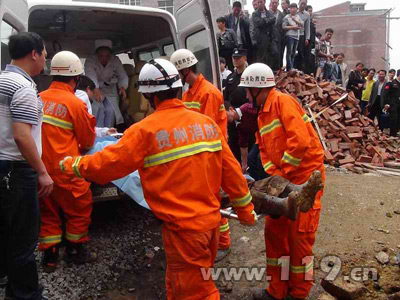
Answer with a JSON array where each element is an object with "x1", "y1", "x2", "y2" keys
[{"x1": 87, "y1": 138, "x2": 150, "y2": 210}]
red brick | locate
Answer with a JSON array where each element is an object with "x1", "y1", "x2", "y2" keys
[
  {"x1": 348, "y1": 132, "x2": 363, "y2": 139},
  {"x1": 344, "y1": 110, "x2": 352, "y2": 120},
  {"x1": 339, "y1": 157, "x2": 356, "y2": 165},
  {"x1": 358, "y1": 155, "x2": 373, "y2": 163},
  {"x1": 330, "y1": 140, "x2": 339, "y2": 153}
]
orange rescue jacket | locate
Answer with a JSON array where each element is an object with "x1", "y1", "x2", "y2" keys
[
  {"x1": 256, "y1": 89, "x2": 325, "y2": 204},
  {"x1": 183, "y1": 74, "x2": 228, "y2": 139},
  {"x1": 41, "y1": 82, "x2": 96, "y2": 195},
  {"x1": 60, "y1": 98, "x2": 254, "y2": 231}
]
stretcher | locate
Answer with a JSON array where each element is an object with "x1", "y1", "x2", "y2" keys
[
  {"x1": 89, "y1": 137, "x2": 263, "y2": 222},
  {"x1": 220, "y1": 207, "x2": 266, "y2": 221}
]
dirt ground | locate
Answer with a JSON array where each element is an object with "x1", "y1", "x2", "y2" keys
[{"x1": 92, "y1": 171, "x2": 400, "y2": 300}]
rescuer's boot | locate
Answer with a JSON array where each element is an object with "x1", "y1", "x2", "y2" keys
[
  {"x1": 42, "y1": 245, "x2": 59, "y2": 273},
  {"x1": 66, "y1": 242, "x2": 97, "y2": 265}
]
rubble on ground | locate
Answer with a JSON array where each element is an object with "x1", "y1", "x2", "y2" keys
[{"x1": 275, "y1": 70, "x2": 400, "y2": 175}]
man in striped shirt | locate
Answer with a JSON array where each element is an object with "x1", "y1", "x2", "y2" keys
[{"x1": 0, "y1": 32, "x2": 53, "y2": 300}]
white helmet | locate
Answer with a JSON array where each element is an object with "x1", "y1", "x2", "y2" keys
[
  {"x1": 170, "y1": 49, "x2": 198, "y2": 71},
  {"x1": 50, "y1": 51, "x2": 83, "y2": 76},
  {"x1": 238, "y1": 63, "x2": 275, "y2": 88},
  {"x1": 137, "y1": 58, "x2": 183, "y2": 93}
]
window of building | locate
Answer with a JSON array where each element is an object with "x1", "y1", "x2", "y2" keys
[
  {"x1": 186, "y1": 29, "x2": 213, "y2": 83},
  {"x1": 158, "y1": 1, "x2": 174, "y2": 15},
  {"x1": 350, "y1": 4, "x2": 365, "y2": 12},
  {"x1": 119, "y1": 0, "x2": 141, "y2": 6},
  {"x1": 1, "y1": 20, "x2": 17, "y2": 71}
]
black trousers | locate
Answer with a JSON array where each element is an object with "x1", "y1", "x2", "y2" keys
[
  {"x1": 295, "y1": 35, "x2": 311, "y2": 74},
  {"x1": 367, "y1": 96, "x2": 383, "y2": 131},
  {"x1": 256, "y1": 37, "x2": 278, "y2": 71},
  {"x1": 247, "y1": 144, "x2": 270, "y2": 181},
  {"x1": 228, "y1": 123, "x2": 241, "y2": 164},
  {"x1": 0, "y1": 161, "x2": 42, "y2": 300},
  {"x1": 389, "y1": 100, "x2": 400, "y2": 136}
]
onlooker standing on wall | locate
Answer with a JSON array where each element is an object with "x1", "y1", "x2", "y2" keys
[
  {"x1": 0, "y1": 32, "x2": 53, "y2": 300},
  {"x1": 225, "y1": 1, "x2": 254, "y2": 63},
  {"x1": 282, "y1": 3, "x2": 303, "y2": 71},
  {"x1": 249, "y1": 0, "x2": 259, "y2": 61},
  {"x1": 269, "y1": 0, "x2": 285, "y2": 70},
  {"x1": 295, "y1": 0, "x2": 311, "y2": 73},
  {"x1": 315, "y1": 28, "x2": 334, "y2": 80},
  {"x1": 330, "y1": 53, "x2": 345, "y2": 85},
  {"x1": 368, "y1": 70, "x2": 387, "y2": 130},
  {"x1": 280, "y1": 0, "x2": 290, "y2": 65},
  {"x1": 252, "y1": 0, "x2": 277, "y2": 70},
  {"x1": 306, "y1": 5, "x2": 316, "y2": 75},
  {"x1": 388, "y1": 69, "x2": 396, "y2": 82},
  {"x1": 216, "y1": 16, "x2": 238, "y2": 71},
  {"x1": 361, "y1": 68, "x2": 376, "y2": 114},
  {"x1": 347, "y1": 62, "x2": 365, "y2": 101}
]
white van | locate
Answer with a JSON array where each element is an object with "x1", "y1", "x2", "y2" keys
[
  {"x1": 0, "y1": 0, "x2": 220, "y2": 87},
  {"x1": 0, "y1": 0, "x2": 220, "y2": 201}
]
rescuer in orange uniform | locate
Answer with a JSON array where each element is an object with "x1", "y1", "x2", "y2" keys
[
  {"x1": 238, "y1": 63, "x2": 326, "y2": 300},
  {"x1": 59, "y1": 59, "x2": 256, "y2": 300},
  {"x1": 40, "y1": 51, "x2": 97, "y2": 272},
  {"x1": 170, "y1": 49, "x2": 231, "y2": 261}
]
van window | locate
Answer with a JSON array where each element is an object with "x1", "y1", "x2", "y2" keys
[
  {"x1": 1, "y1": 20, "x2": 16, "y2": 71},
  {"x1": 163, "y1": 44, "x2": 175, "y2": 57},
  {"x1": 186, "y1": 29, "x2": 212, "y2": 83},
  {"x1": 117, "y1": 53, "x2": 134, "y2": 66},
  {"x1": 138, "y1": 48, "x2": 160, "y2": 62}
]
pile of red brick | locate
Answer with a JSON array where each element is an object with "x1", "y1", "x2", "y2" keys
[{"x1": 275, "y1": 70, "x2": 400, "y2": 174}]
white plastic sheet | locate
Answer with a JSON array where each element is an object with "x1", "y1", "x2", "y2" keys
[{"x1": 87, "y1": 138, "x2": 150, "y2": 210}]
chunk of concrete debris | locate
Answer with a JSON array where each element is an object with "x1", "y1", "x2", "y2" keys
[
  {"x1": 375, "y1": 251, "x2": 390, "y2": 265},
  {"x1": 321, "y1": 277, "x2": 367, "y2": 300}
]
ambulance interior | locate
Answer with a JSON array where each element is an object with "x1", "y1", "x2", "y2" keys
[{"x1": 26, "y1": 5, "x2": 214, "y2": 122}]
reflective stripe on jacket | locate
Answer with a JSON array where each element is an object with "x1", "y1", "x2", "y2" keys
[
  {"x1": 61, "y1": 98, "x2": 253, "y2": 231},
  {"x1": 256, "y1": 89, "x2": 324, "y2": 205}
]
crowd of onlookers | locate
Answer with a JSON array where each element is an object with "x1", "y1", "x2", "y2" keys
[{"x1": 216, "y1": 0, "x2": 400, "y2": 174}]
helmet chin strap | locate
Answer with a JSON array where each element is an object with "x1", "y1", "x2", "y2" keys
[
  {"x1": 181, "y1": 68, "x2": 189, "y2": 86},
  {"x1": 144, "y1": 93, "x2": 157, "y2": 110},
  {"x1": 249, "y1": 88, "x2": 262, "y2": 110}
]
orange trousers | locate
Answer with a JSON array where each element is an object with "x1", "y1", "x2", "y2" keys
[
  {"x1": 264, "y1": 181, "x2": 324, "y2": 299},
  {"x1": 162, "y1": 225, "x2": 220, "y2": 300},
  {"x1": 218, "y1": 217, "x2": 230, "y2": 250},
  {"x1": 39, "y1": 184, "x2": 92, "y2": 251}
]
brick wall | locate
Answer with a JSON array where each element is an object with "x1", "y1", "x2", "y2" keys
[{"x1": 315, "y1": 2, "x2": 388, "y2": 71}]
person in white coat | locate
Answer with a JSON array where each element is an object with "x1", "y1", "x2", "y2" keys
[{"x1": 84, "y1": 40, "x2": 128, "y2": 128}]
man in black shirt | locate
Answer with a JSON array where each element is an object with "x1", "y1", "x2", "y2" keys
[
  {"x1": 224, "y1": 48, "x2": 251, "y2": 163},
  {"x1": 383, "y1": 70, "x2": 400, "y2": 137}
]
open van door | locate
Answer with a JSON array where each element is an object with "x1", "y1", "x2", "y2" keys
[
  {"x1": 0, "y1": 0, "x2": 28, "y2": 70},
  {"x1": 176, "y1": 0, "x2": 221, "y2": 89}
]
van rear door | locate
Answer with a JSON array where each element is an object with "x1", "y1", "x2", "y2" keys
[
  {"x1": 176, "y1": 0, "x2": 220, "y2": 89},
  {"x1": 0, "y1": 0, "x2": 28, "y2": 70}
]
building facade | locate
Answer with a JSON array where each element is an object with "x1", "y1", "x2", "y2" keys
[{"x1": 314, "y1": 1, "x2": 390, "y2": 71}]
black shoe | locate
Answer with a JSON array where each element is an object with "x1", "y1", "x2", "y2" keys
[
  {"x1": 42, "y1": 246, "x2": 59, "y2": 273},
  {"x1": 66, "y1": 242, "x2": 97, "y2": 265},
  {"x1": 0, "y1": 275, "x2": 7, "y2": 288}
]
